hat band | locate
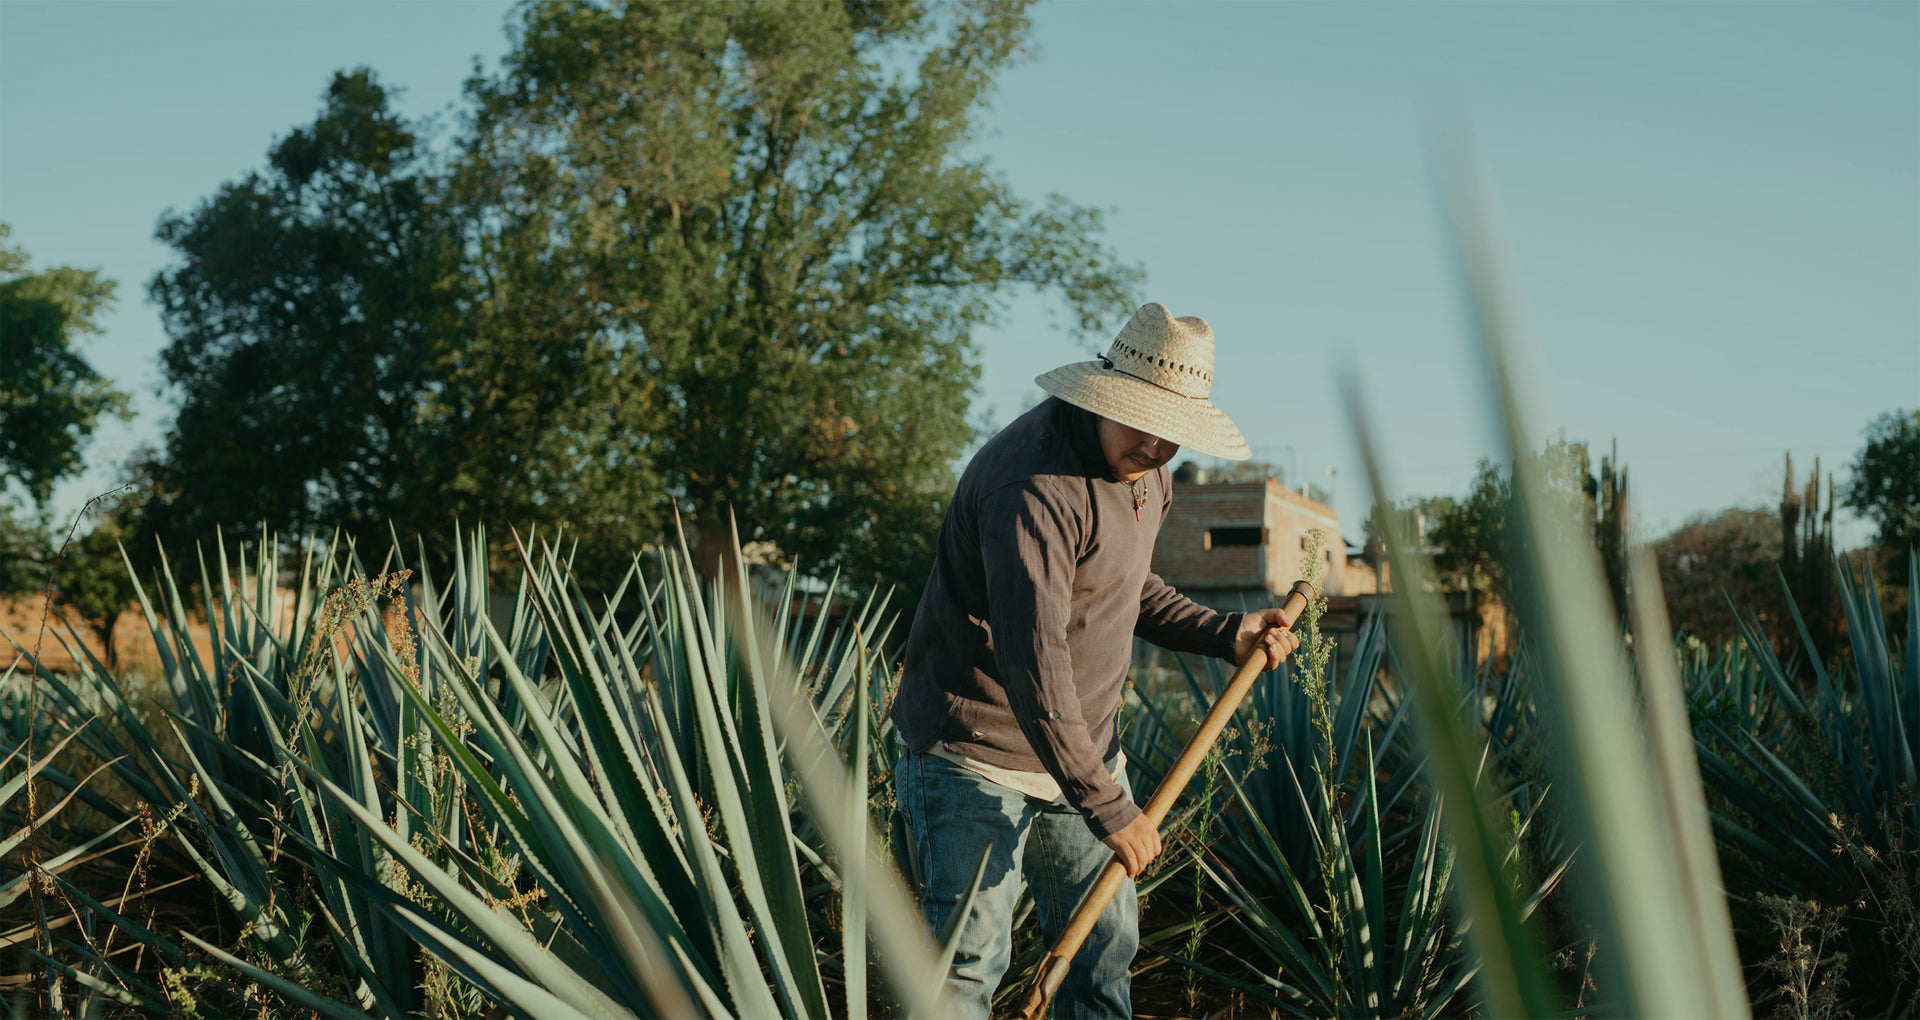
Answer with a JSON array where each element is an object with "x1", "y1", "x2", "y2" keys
[{"x1": 1097, "y1": 353, "x2": 1207, "y2": 400}]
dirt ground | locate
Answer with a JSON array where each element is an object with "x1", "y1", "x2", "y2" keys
[{"x1": 1123, "y1": 886, "x2": 1271, "y2": 1020}]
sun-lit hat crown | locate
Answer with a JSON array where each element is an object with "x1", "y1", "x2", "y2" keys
[
  {"x1": 1103, "y1": 303, "x2": 1216, "y2": 399},
  {"x1": 1035, "y1": 302, "x2": 1251, "y2": 461}
]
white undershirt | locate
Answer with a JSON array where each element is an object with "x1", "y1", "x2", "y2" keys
[{"x1": 926, "y1": 743, "x2": 1128, "y2": 804}]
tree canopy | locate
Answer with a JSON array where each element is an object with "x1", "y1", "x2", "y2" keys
[
  {"x1": 143, "y1": 70, "x2": 477, "y2": 550},
  {"x1": 1366, "y1": 435, "x2": 1630, "y2": 618},
  {"x1": 0, "y1": 226, "x2": 137, "y2": 650},
  {"x1": 1844, "y1": 409, "x2": 1919, "y2": 558},
  {"x1": 0, "y1": 224, "x2": 131, "y2": 509},
  {"x1": 142, "y1": 0, "x2": 1139, "y2": 594},
  {"x1": 1651, "y1": 506, "x2": 1781, "y2": 647}
]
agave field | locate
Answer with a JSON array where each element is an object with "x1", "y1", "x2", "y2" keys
[
  {"x1": 3, "y1": 516, "x2": 1913, "y2": 1018},
  {"x1": 4, "y1": 177, "x2": 1916, "y2": 1020}
]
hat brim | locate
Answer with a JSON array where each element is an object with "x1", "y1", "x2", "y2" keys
[{"x1": 1036, "y1": 362, "x2": 1251, "y2": 461}]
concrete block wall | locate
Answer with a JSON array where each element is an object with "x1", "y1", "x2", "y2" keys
[
  {"x1": 1154, "y1": 482, "x2": 1268, "y2": 589},
  {"x1": 1156, "y1": 478, "x2": 1362, "y2": 599}
]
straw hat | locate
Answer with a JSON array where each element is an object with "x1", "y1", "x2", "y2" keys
[{"x1": 1035, "y1": 302, "x2": 1251, "y2": 461}]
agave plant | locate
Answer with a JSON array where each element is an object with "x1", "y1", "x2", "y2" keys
[
  {"x1": 1, "y1": 523, "x2": 966, "y2": 1019},
  {"x1": 1, "y1": 532, "x2": 333, "y2": 1019},
  {"x1": 0, "y1": 702, "x2": 162, "y2": 1019},
  {"x1": 1691, "y1": 552, "x2": 1919, "y2": 1014},
  {"x1": 1122, "y1": 586, "x2": 1572, "y2": 1018},
  {"x1": 1695, "y1": 554, "x2": 1918, "y2": 895}
]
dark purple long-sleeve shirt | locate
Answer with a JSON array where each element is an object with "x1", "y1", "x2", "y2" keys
[{"x1": 891, "y1": 398, "x2": 1242, "y2": 839}]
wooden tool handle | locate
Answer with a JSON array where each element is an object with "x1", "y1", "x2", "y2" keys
[{"x1": 1013, "y1": 580, "x2": 1317, "y2": 1020}]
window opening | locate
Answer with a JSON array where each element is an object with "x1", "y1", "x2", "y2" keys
[{"x1": 1205, "y1": 526, "x2": 1263, "y2": 550}]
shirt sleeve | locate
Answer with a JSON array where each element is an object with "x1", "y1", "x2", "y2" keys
[
  {"x1": 978, "y1": 481, "x2": 1141, "y2": 840},
  {"x1": 1136, "y1": 573, "x2": 1242, "y2": 658}
]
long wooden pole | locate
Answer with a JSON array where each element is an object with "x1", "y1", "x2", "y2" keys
[{"x1": 1013, "y1": 579, "x2": 1317, "y2": 1020}]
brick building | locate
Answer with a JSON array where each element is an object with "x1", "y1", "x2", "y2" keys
[
  {"x1": 1148, "y1": 464, "x2": 1519, "y2": 675},
  {"x1": 1147, "y1": 464, "x2": 1380, "y2": 669},
  {"x1": 1153, "y1": 468, "x2": 1374, "y2": 610}
]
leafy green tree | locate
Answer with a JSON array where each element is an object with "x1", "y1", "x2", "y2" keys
[
  {"x1": 146, "y1": 69, "x2": 662, "y2": 587},
  {"x1": 0, "y1": 510, "x2": 49, "y2": 597},
  {"x1": 145, "y1": 3, "x2": 1139, "y2": 598},
  {"x1": 1377, "y1": 435, "x2": 1629, "y2": 618},
  {"x1": 457, "y1": 0, "x2": 1140, "y2": 589},
  {"x1": 50, "y1": 509, "x2": 140, "y2": 668},
  {"x1": 142, "y1": 70, "x2": 478, "y2": 550},
  {"x1": 1651, "y1": 506, "x2": 1782, "y2": 647},
  {"x1": 0, "y1": 224, "x2": 131, "y2": 509},
  {"x1": 1649, "y1": 454, "x2": 1847, "y2": 662},
  {"x1": 1843, "y1": 409, "x2": 1920, "y2": 558},
  {"x1": 1427, "y1": 459, "x2": 1512, "y2": 605},
  {"x1": 0, "y1": 225, "x2": 135, "y2": 657}
]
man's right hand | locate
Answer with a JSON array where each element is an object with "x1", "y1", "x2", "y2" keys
[{"x1": 1101, "y1": 813, "x2": 1162, "y2": 878}]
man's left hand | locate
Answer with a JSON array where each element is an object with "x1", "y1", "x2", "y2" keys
[{"x1": 1233, "y1": 607, "x2": 1303, "y2": 670}]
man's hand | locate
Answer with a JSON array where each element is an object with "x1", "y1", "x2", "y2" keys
[
  {"x1": 1101, "y1": 814, "x2": 1162, "y2": 878},
  {"x1": 1233, "y1": 607, "x2": 1303, "y2": 670}
]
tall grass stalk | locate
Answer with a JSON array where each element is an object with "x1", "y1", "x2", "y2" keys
[
  {"x1": 1432, "y1": 139, "x2": 1749, "y2": 1015},
  {"x1": 1344, "y1": 378, "x2": 1559, "y2": 1019},
  {"x1": 1625, "y1": 544, "x2": 1749, "y2": 1013},
  {"x1": 1290, "y1": 529, "x2": 1352, "y2": 1007}
]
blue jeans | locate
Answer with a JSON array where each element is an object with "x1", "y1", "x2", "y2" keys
[{"x1": 896, "y1": 750, "x2": 1137, "y2": 1020}]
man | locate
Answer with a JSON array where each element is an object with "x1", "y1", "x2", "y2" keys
[{"x1": 891, "y1": 302, "x2": 1301, "y2": 1018}]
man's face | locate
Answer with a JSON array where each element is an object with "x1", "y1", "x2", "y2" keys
[{"x1": 1098, "y1": 417, "x2": 1178, "y2": 482}]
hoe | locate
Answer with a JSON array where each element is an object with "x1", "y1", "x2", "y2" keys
[{"x1": 1014, "y1": 579, "x2": 1317, "y2": 1020}]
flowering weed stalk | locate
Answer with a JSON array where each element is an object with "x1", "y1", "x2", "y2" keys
[{"x1": 1290, "y1": 528, "x2": 1350, "y2": 1007}]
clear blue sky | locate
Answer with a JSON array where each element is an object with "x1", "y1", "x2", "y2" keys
[{"x1": 4, "y1": 0, "x2": 1915, "y2": 549}]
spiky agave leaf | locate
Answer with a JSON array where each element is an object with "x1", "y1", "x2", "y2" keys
[
  {"x1": 1691, "y1": 553, "x2": 1917, "y2": 914},
  {"x1": 1343, "y1": 372, "x2": 1559, "y2": 1020},
  {"x1": 1433, "y1": 139, "x2": 1748, "y2": 1016}
]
